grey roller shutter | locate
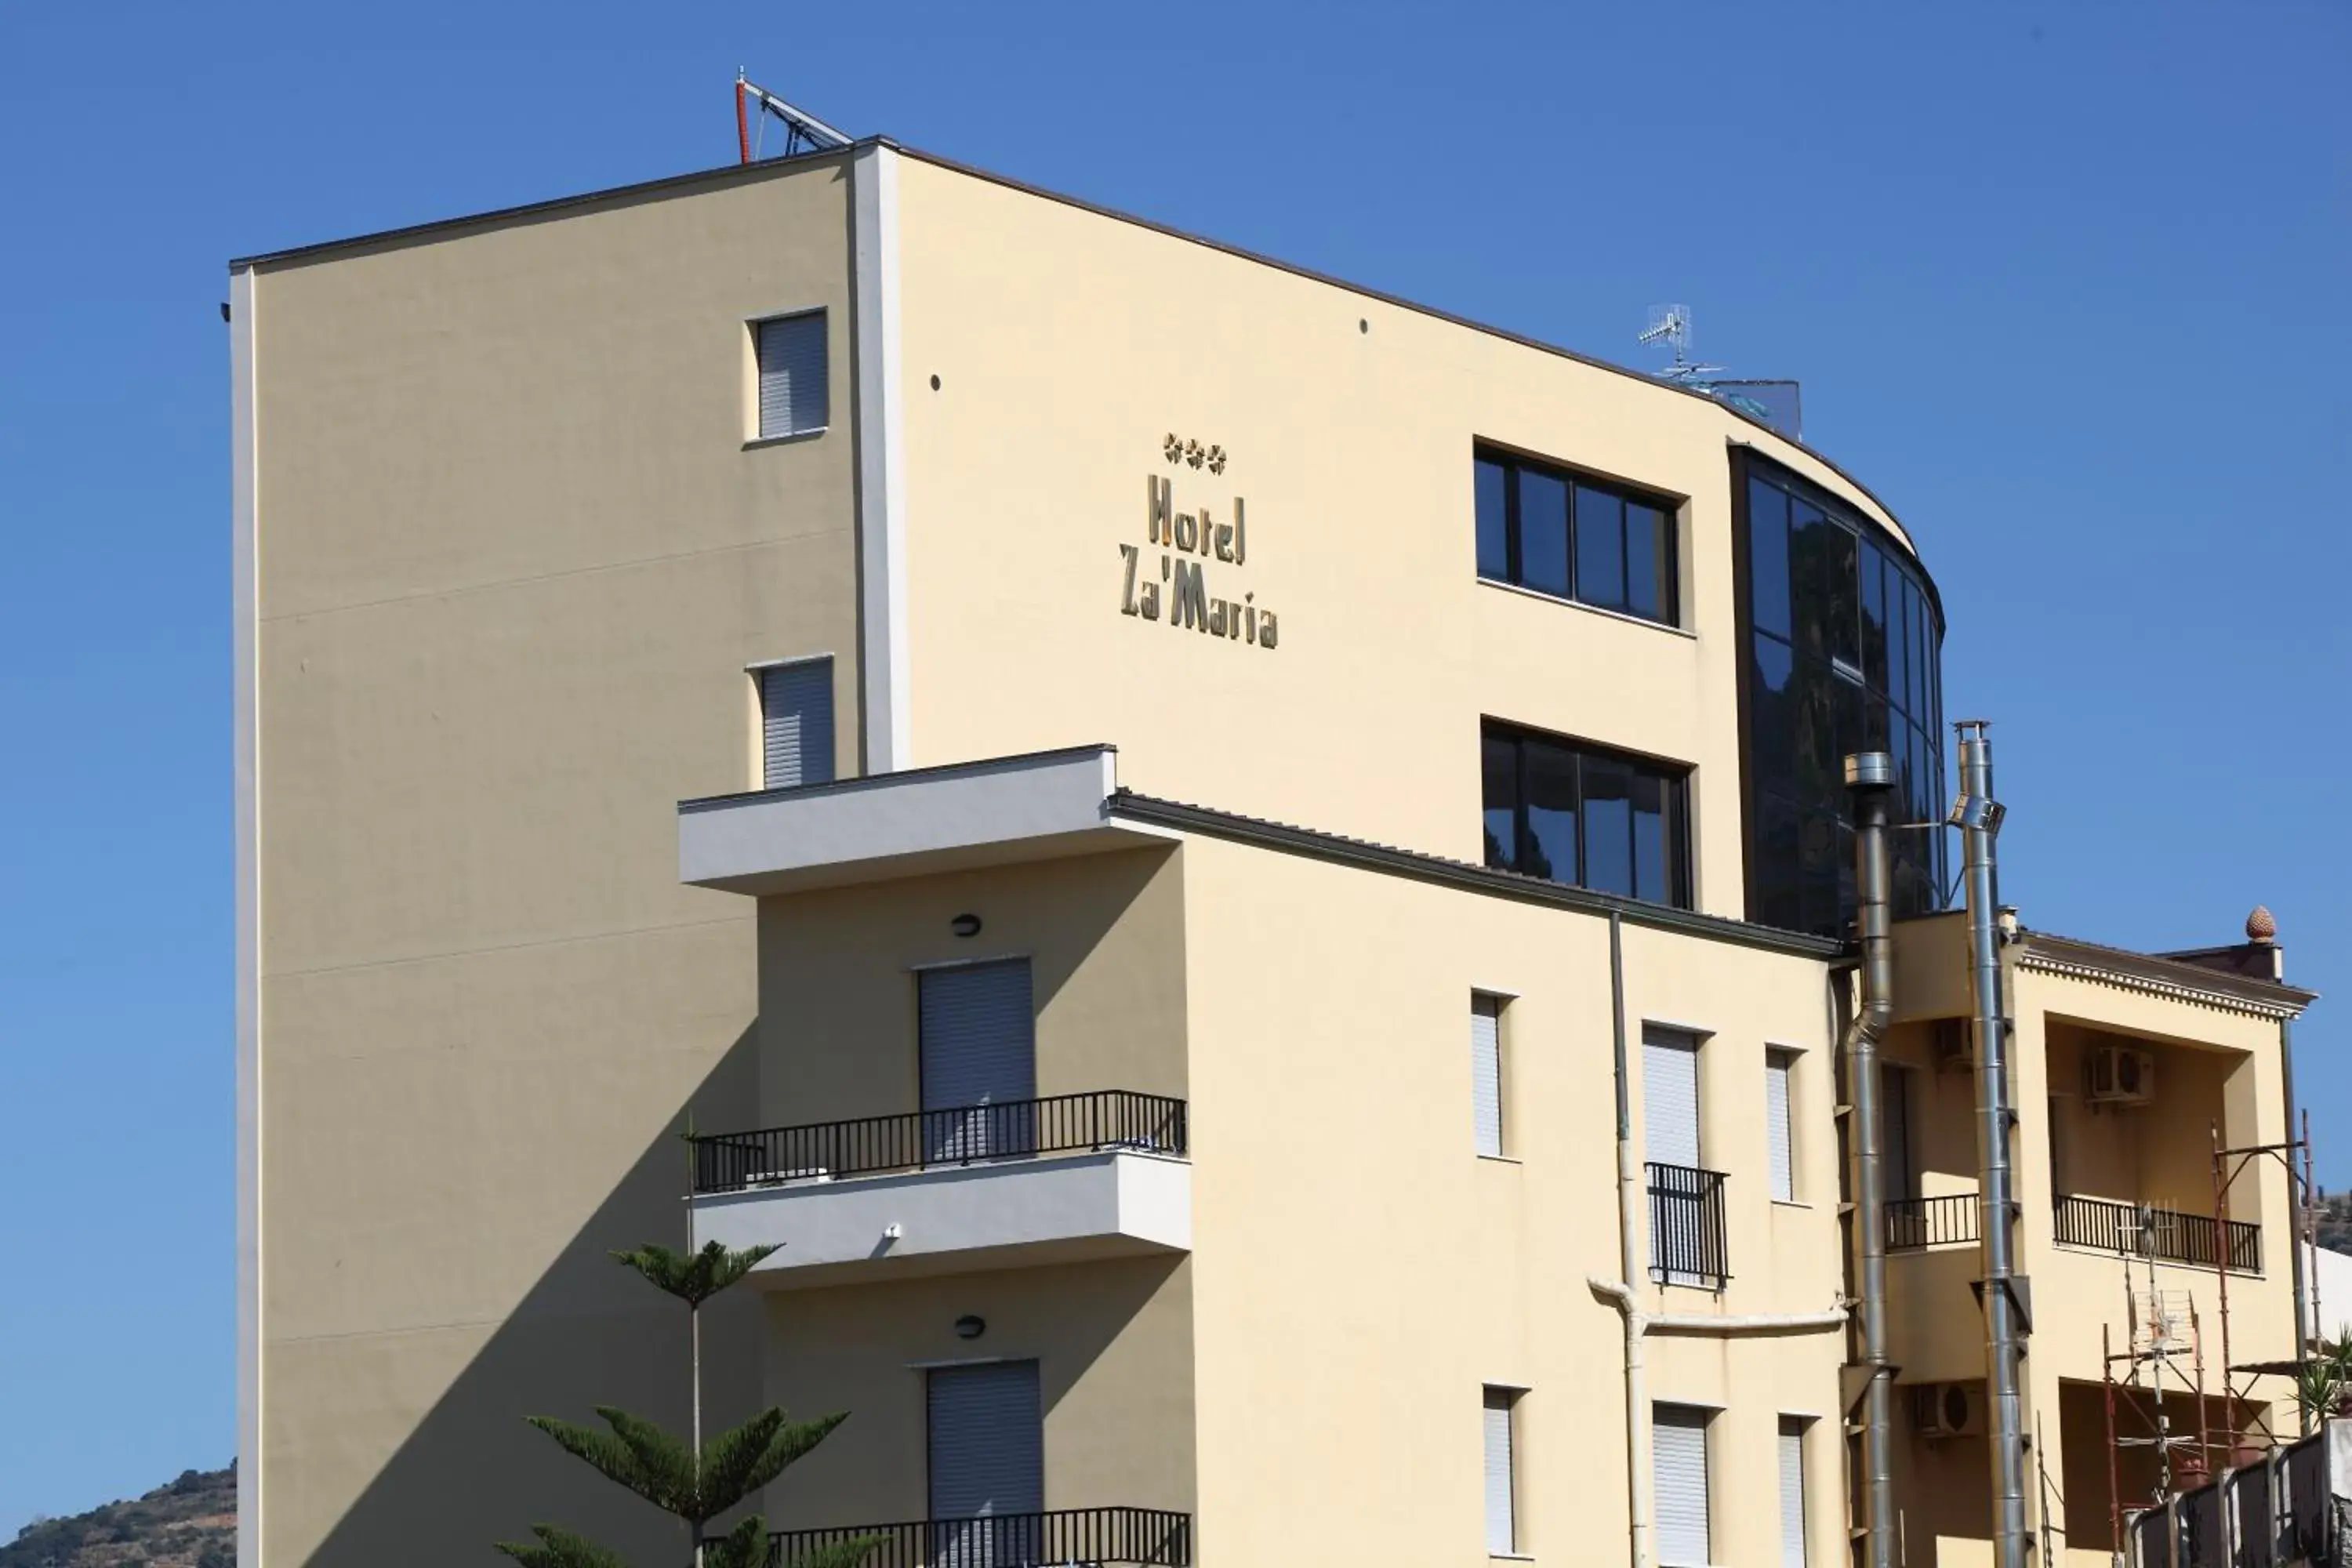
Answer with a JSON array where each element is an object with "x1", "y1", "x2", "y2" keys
[
  {"x1": 929, "y1": 1361, "x2": 1043, "y2": 1566},
  {"x1": 920, "y1": 960, "x2": 1036, "y2": 1161},
  {"x1": 1653, "y1": 1404, "x2": 1711, "y2": 1567},
  {"x1": 1766, "y1": 1049, "x2": 1795, "y2": 1202},
  {"x1": 1643, "y1": 1029, "x2": 1701, "y2": 1170},
  {"x1": 756, "y1": 312, "x2": 828, "y2": 438},
  {"x1": 1778, "y1": 1416, "x2": 1807, "y2": 1567},
  {"x1": 1483, "y1": 1387, "x2": 1516, "y2": 1554},
  {"x1": 759, "y1": 659, "x2": 834, "y2": 789},
  {"x1": 1472, "y1": 996, "x2": 1504, "y2": 1158}
]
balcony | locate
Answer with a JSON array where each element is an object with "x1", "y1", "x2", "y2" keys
[
  {"x1": 764, "y1": 1507, "x2": 1193, "y2": 1567},
  {"x1": 687, "y1": 1091, "x2": 1192, "y2": 1287},
  {"x1": 2052, "y1": 1194, "x2": 2261, "y2": 1273},
  {"x1": 1886, "y1": 1192, "x2": 1980, "y2": 1252},
  {"x1": 1646, "y1": 1162, "x2": 1730, "y2": 1290}
]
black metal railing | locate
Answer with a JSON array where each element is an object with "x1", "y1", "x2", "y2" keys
[
  {"x1": 691, "y1": 1091, "x2": 1189, "y2": 1196},
  {"x1": 764, "y1": 1506, "x2": 1193, "y2": 1567},
  {"x1": 1886, "y1": 1192, "x2": 1980, "y2": 1251},
  {"x1": 2051, "y1": 1195, "x2": 2261, "y2": 1273},
  {"x1": 1646, "y1": 1162, "x2": 1730, "y2": 1289}
]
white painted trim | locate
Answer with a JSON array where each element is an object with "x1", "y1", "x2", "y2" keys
[
  {"x1": 909, "y1": 951, "x2": 1036, "y2": 975},
  {"x1": 905, "y1": 1354, "x2": 1022, "y2": 1371},
  {"x1": 743, "y1": 651, "x2": 838, "y2": 673},
  {"x1": 851, "y1": 143, "x2": 910, "y2": 773},
  {"x1": 230, "y1": 263, "x2": 262, "y2": 1568}
]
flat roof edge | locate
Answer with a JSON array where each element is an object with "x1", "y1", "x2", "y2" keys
[
  {"x1": 893, "y1": 143, "x2": 1918, "y2": 560},
  {"x1": 227, "y1": 138, "x2": 887, "y2": 274},
  {"x1": 1109, "y1": 790, "x2": 1843, "y2": 959}
]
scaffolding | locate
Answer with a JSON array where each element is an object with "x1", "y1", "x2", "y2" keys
[{"x1": 2101, "y1": 1120, "x2": 2319, "y2": 1541}]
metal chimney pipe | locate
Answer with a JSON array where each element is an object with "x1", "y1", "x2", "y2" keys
[
  {"x1": 1843, "y1": 750, "x2": 1898, "y2": 1568},
  {"x1": 1955, "y1": 720, "x2": 2031, "y2": 1568}
]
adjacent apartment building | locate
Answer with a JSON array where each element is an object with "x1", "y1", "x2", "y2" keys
[{"x1": 230, "y1": 136, "x2": 2318, "y2": 1566}]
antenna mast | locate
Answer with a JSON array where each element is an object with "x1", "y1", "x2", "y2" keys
[
  {"x1": 734, "y1": 71, "x2": 851, "y2": 164},
  {"x1": 1637, "y1": 304, "x2": 1804, "y2": 441}
]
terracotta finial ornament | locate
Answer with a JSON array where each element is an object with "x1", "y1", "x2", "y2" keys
[{"x1": 2245, "y1": 906, "x2": 2278, "y2": 943}]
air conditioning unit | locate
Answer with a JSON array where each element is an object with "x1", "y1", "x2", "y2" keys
[
  {"x1": 1930, "y1": 1018, "x2": 1974, "y2": 1073},
  {"x1": 2086, "y1": 1047, "x2": 2156, "y2": 1107},
  {"x1": 1911, "y1": 1381, "x2": 1984, "y2": 1439}
]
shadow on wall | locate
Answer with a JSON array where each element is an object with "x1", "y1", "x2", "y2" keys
[{"x1": 306, "y1": 1024, "x2": 797, "y2": 1565}]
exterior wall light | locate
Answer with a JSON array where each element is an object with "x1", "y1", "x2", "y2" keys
[
  {"x1": 954, "y1": 1315, "x2": 986, "y2": 1340},
  {"x1": 950, "y1": 913, "x2": 982, "y2": 938}
]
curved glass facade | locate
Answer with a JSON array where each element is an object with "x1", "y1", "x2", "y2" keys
[{"x1": 1737, "y1": 452, "x2": 1947, "y2": 935}]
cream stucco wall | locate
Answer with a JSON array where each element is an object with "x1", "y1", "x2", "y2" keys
[
  {"x1": 890, "y1": 153, "x2": 1926, "y2": 924},
  {"x1": 248, "y1": 154, "x2": 862, "y2": 1563},
  {"x1": 1173, "y1": 833, "x2": 1846, "y2": 1565}
]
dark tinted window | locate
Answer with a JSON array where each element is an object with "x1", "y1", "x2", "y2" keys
[
  {"x1": 1479, "y1": 722, "x2": 1691, "y2": 909},
  {"x1": 1575, "y1": 486, "x2": 1626, "y2": 612},
  {"x1": 1519, "y1": 469, "x2": 1571, "y2": 599},
  {"x1": 1475, "y1": 458, "x2": 1510, "y2": 580},
  {"x1": 1475, "y1": 446, "x2": 1680, "y2": 626},
  {"x1": 1738, "y1": 453, "x2": 1945, "y2": 936}
]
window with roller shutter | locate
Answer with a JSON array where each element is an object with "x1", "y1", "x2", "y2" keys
[
  {"x1": 1778, "y1": 1415, "x2": 1809, "y2": 1568},
  {"x1": 757, "y1": 658, "x2": 834, "y2": 789},
  {"x1": 1653, "y1": 1403, "x2": 1711, "y2": 1567},
  {"x1": 1766, "y1": 1047, "x2": 1796, "y2": 1202},
  {"x1": 753, "y1": 310, "x2": 828, "y2": 439},
  {"x1": 1472, "y1": 995, "x2": 1506, "y2": 1159},
  {"x1": 1483, "y1": 1386, "x2": 1518, "y2": 1555}
]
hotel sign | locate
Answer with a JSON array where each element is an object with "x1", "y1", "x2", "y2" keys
[{"x1": 1117, "y1": 436, "x2": 1279, "y2": 649}]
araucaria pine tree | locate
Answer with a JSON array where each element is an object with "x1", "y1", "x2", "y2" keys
[{"x1": 496, "y1": 1240, "x2": 877, "y2": 1568}]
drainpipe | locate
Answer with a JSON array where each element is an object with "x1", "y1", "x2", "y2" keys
[
  {"x1": 1954, "y1": 720, "x2": 2031, "y2": 1568},
  {"x1": 1595, "y1": 910, "x2": 1853, "y2": 1568},
  {"x1": 1844, "y1": 752, "x2": 1898, "y2": 1568},
  {"x1": 2283, "y1": 1017, "x2": 2311, "y2": 1435},
  {"x1": 1607, "y1": 912, "x2": 1655, "y2": 1568}
]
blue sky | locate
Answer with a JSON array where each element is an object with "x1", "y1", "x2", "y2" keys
[{"x1": 1, "y1": 0, "x2": 2343, "y2": 1534}]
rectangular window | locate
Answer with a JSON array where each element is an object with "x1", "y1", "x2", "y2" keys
[
  {"x1": 928, "y1": 1360, "x2": 1044, "y2": 1527},
  {"x1": 1483, "y1": 1386, "x2": 1519, "y2": 1555},
  {"x1": 1472, "y1": 995, "x2": 1506, "y2": 1159},
  {"x1": 757, "y1": 658, "x2": 834, "y2": 789},
  {"x1": 1474, "y1": 445, "x2": 1680, "y2": 626},
  {"x1": 1766, "y1": 1048, "x2": 1796, "y2": 1202},
  {"x1": 1778, "y1": 1416, "x2": 1809, "y2": 1568},
  {"x1": 754, "y1": 310, "x2": 828, "y2": 439},
  {"x1": 1653, "y1": 1404, "x2": 1711, "y2": 1567},
  {"x1": 1479, "y1": 721, "x2": 1692, "y2": 908},
  {"x1": 1642, "y1": 1029, "x2": 1702, "y2": 1171}
]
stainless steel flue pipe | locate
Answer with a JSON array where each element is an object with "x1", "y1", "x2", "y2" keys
[
  {"x1": 1844, "y1": 752, "x2": 1898, "y2": 1568},
  {"x1": 1955, "y1": 720, "x2": 2031, "y2": 1568}
]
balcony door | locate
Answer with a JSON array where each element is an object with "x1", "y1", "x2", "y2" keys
[
  {"x1": 920, "y1": 960, "x2": 1036, "y2": 1163},
  {"x1": 929, "y1": 1359, "x2": 1044, "y2": 1566},
  {"x1": 1645, "y1": 1029, "x2": 1718, "y2": 1287}
]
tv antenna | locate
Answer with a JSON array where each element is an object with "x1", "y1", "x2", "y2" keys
[
  {"x1": 1638, "y1": 303, "x2": 1803, "y2": 441},
  {"x1": 1638, "y1": 305, "x2": 1722, "y2": 384},
  {"x1": 735, "y1": 71, "x2": 851, "y2": 165}
]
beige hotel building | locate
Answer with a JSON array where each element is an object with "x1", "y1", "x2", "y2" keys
[{"x1": 230, "y1": 136, "x2": 2321, "y2": 1567}]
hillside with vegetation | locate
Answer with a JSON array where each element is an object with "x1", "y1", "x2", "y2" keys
[
  {"x1": 2321, "y1": 1189, "x2": 2351, "y2": 1257},
  {"x1": 2, "y1": 1468, "x2": 231, "y2": 1568}
]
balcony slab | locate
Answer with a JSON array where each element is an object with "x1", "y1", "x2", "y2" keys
[{"x1": 689, "y1": 1149, "x2": 1192, "y2": 1289}]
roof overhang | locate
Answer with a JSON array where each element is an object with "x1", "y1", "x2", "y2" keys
[{"x1": 677, "y1": 745, "x2": 1170, "y2": 895}]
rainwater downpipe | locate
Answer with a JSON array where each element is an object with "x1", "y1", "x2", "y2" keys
[
  {"x1": 1845, "y1": 753, "x2": 1899, "y2": 1568},
  {"x1": 1955, "y1": 720, "x2": 2031, "y2": 1568},
  {"x1": 1597, "y1": 909, "x2": 1852, "y2": 1568}
]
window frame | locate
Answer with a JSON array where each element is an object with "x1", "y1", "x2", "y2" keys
[
  {"x1": 1475, "y1": 443, "x2": 1683, "y2": 628},
  {"x1": 1480, "y1": 719, "x2": 1693, "y2": 909}
]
